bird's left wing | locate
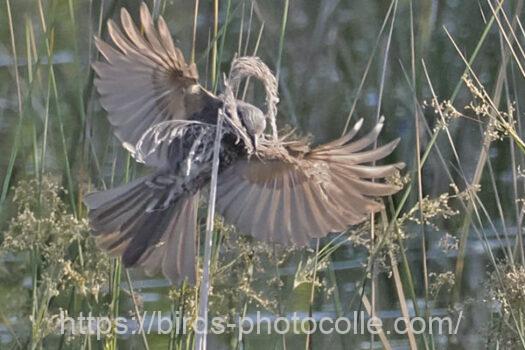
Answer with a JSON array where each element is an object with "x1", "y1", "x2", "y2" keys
[
  {"x1": 93, "y1": 3, "x2": 220, "y2": 165},
  {"x1": 216, "y1": 119, "x2": 404, "y2": 246}
]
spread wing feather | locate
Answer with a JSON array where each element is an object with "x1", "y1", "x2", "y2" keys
[
  {"x1": 216, "y1": 119, "x2": 404, "y2": 245},
  {"x1": 92, "y1": 3, "x2": 219, "y2": 165}
]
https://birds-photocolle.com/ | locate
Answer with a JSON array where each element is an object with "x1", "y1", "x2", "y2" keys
[{"x1": 84, "y1": 2, "x2": 405, "y2": 285}]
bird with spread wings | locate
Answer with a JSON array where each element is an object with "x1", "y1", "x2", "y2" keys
[{"x1": 84, "y1": 3, "x2": 405, "y2": 284}]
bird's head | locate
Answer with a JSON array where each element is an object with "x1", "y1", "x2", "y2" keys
[{"x1": 236, "y1": 100, "x2": 266, "y2": 150}]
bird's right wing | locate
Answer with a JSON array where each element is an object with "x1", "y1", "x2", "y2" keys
[
  {"x1": 216, "y1": 119, "x2": 404, "y2": 246},
  {"x1": 93, "y1": 3, "x2": 220, "y2": 165}
]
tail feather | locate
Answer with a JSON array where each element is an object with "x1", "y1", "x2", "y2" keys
[
  {"x1": 138, "y1": 194, "x2": 199, "y2": 284},
  {"x1": 85, "y1": 175, "x2": 153, "y2": 233},
  {"x1": 84, "y1": 176, "x2": 198, "y2": 284}
]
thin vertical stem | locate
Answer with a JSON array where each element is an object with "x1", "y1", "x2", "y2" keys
[
  {"x1": 195, "y1": 111, "x2": 224, "y2": 350},
  {"x1": 125, "y1": 270, "x2": 150, "y2": 350},
  {"x1": 370, "y1": 2, "x2": 397, "y2": 348},
  {"x1": 211, "y1": 0, "x2": 219, "y2": 87},
  {"x1": 1, "y1": 0, "x2": 24, "y2": 205},
  {"x1": 191, "y1": 0, "x2": 200, "y2": 64},
  {"x1": 409, "y1": 2, "x2": 431, "y2": 349},
  {"x1": 275, "y1": 0, "x2": 290, "y2": 82},
  {"x1": 305, "y1": 239, "x2": 320, "y2": 350}
]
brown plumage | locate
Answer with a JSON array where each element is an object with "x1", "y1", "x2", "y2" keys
[{"x1": 84, "y1": 3, "x2": 404, "y2": 284}]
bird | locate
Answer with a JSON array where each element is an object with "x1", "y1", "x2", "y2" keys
[{"x1": 84, "y1": 3, "x2": 405, "y2": 285}]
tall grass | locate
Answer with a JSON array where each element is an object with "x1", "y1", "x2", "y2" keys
[{"x1": 2, "y1": 0, "x2": 525, "y2": 349}]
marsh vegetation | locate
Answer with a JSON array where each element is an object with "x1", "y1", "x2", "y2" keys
[{"x1": 1, "y1": 0, "x2": 525, "y2": 349}]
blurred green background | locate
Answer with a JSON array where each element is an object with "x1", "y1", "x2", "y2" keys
[{"x1": 1, "y1": 0, "x2": 525, "y2": 349}]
